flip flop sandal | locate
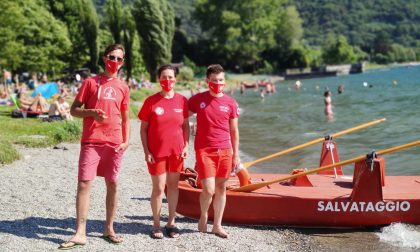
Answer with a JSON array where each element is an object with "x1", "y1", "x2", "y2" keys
[
  {"x1": 101, "y1": 235, "x2": 123, "y2": 244},
  {"x1": 58, "y1": 240, "x2": 86, "y2": 250},
  {"x1": 150, "y1": 229, "x2": 164, "y2": 239},
  {"x1": 164, "y1": 226, "x2": 180, "y2": 238}
]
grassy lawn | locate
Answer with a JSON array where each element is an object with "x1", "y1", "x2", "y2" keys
[
  {"x1": 0, "y1": 106, "x2": 82, "y2": 165},
  {"x1": 0, "y1": 88, "x2": 158, "y2": 165}
]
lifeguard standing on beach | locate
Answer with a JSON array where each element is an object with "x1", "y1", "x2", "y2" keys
[
  {"x1": 139, "y1": 64, "x2": 189, "y2": 239},
  {"x1": 189, "y1": 64, "x2": 240, "y2": 238},
  {"x1": 59, "y1": 44, "x2": 130, "y2": 249}
]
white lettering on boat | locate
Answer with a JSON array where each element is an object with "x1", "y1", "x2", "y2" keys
[{"x1": 317, "y1": 201, "x2": 411, "y2": 212}]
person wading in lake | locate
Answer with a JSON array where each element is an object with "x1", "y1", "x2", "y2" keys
[
  {"x1": 188, "y1": 64, "x2": 240, "y2": 239},
  {"x1": 59, "y1": 44, "x2": 130, "y2": 250},
  {"x1": 324, "y1": 89, "x2": 334, "y2": 121},
  {"x1": 139, "y1": 64, "x2": 189, "y2": 239}
]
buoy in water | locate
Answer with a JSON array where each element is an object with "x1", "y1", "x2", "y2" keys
[
  {"x1": 363, "y1": 82, "x2": 368, "y2": 87},
  {"x1": 392, "y1": 80, "x2": 398, "y2": 85}
]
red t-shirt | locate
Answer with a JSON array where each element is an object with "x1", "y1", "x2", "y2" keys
[
  {"x1": 189, "y1": 91, "x2": 239, "y2": 150},
  {"x1": 75, "y1": 75, "x2": 129, "y2": 145},
  {"x1": 138, "y1": 92, "x2": 188, "y2": 158}
]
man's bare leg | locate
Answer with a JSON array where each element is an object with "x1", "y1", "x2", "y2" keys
[
  {"x1": 211, "y1": 177, "x2": 229, "y2": 238},
  {"x1": 59, "y1": 180, "x2": 93, "y2": 248},
  {"x1": 198, "y1": 177, "x2": 215, "y2": 233},
  {"x1": 103, "y1": 180, "x2": 121, "y2": 241}
]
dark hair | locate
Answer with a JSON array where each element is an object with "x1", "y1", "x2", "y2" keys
[
  {"x1": 324, "y1": 90, "x2": 331, "y2": 97},
  {"x1": 157, "y1": 64, "x2": 176, "y2": 78},
  {"x1": 104, "y1": 44, "x2": 125, "y2": 57},
  {"x1": 206, "y1": 64, "x2": 224, "y2": 78}
]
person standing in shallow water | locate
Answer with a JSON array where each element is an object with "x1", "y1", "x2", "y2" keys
[
  {"x1": 189, "y1": 64, "x2": 240, "y2": 239},
  {"x1": 324, "y1": 89, "x2": 334, "y2": 121},
  {"x1": 139, "y1": 64, "x2": 189, "y2": 239},
  {"x1": 59, "y1": 44, "x2": 130, "y2": 249}
]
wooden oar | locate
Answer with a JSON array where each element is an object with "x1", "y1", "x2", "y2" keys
[
  {"x1": 241, "y1": 118, "x2": 386, "y2": 169},
  {"x1": 232, "y1": 140, "x2": 420, "y2": 193}
]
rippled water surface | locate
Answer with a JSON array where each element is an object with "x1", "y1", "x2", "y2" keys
[
  {"x1": 233, "y1": 66, "x2": 420, "y2": 250},
  {"x1": 235, "y1": 66, "x2": 420, "y2": 175}
]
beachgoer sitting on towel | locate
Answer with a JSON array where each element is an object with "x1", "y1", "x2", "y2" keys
[{"x1": 48, "y1": 96, "x2": 73, "y2": 120}]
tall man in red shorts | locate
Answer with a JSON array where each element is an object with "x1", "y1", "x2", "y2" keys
[
  {"x1": 59, "y1": 44, "x2": 130, "y2": 249},
  {"x1": 189, "y1": 64, "x2": 240, "y2": 238}
]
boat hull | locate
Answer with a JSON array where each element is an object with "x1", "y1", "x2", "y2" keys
[{"x1": 176, "y1": 173, "x2": 420, "y2": 228}]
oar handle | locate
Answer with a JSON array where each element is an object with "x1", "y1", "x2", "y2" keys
[
  {"x1": 243, "y1": 118, "x2": 386, "y2": 169},
  {"x1": 331, "y1": 118, "x2": 386, "y2": 138},
  {"x1": 232, "y1": 139, "x2": 420, "y2": 193}
]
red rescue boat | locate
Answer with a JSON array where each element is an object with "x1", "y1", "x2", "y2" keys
[{"x1": 176, "y1": 140, "x2": 420, "y2": 228}]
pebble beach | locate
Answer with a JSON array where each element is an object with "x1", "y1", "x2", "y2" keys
[{"x1": 0, "y1": 120, "x2": 320, "y2": 252}]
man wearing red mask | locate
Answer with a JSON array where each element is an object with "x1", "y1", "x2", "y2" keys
[
  {"x1": 139, "y1": 64, "x2": 189, "y2": 239},
  {"x1": 59, "y1": 44, "x2": 130, "y2": 249},
  {"x1": 189, "y1": 64, "x2": 240, "y2": 238}
]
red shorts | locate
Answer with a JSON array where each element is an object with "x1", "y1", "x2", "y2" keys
[
  {"x1": 195, "y1": 148, "x2": 233, "y2": 180},
  {"x1": 78, "y1": 143, "x2": 124, "y2": 182},
  {"x1": 147, "y1": 154, "x2": 184, "y2": 176}
]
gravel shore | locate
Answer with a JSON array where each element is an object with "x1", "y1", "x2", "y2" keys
[{"x1": 0, "y1": 120, "x2": 320, "y2": 252}]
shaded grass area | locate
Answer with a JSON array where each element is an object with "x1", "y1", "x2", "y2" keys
[
  {"x1": 130, "y1": 89, "x2": 155, "y2": 102},
  {"x1": 0, "y1": 106, "x2": 81, "y2": 165}
]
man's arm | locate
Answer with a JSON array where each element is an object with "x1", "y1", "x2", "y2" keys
[
  {"x1": 116, "y1": 109, "x2": 130, "y2": 152},
  {"x1": 229, "y1": 118, "x2": 240, "y2": 170},
  {"x1": 70, "y1": 100, "x2": 107, "y2": 122}
]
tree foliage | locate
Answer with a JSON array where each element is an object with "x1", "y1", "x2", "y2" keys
[
  {"x1": 46, "y1": 0, "x2": 88, "y2": 71},
  {"x1": 322, "y1": 34, "x2": 357, "y2": 64},
  {"x1": 80, "y1": 0, "x2": 99, "y2": 72},
  {"x1": 194, "y1": 0, "x2": 304, "y2": 72},
  {"x1": 132, "y1": 0, "x2": 175, "y2": 81},
  {"x1": 105, "y1": 0, "x2": 123, "y2": 44},
  {"x1": 0, "y1": 0, "x2": 71, "y2": 73}
]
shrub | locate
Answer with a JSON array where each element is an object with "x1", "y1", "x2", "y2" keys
[{"x1": 177, "y1": 66, "x2": 194, "y2": 81}]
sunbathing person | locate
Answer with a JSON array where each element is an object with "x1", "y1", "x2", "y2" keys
[
  {"x1": 48, "y1": 96, "x2": 73, "y2": 120},
  {"x1": 18, "y1": 93, "x2": 49, "y2": 113}
]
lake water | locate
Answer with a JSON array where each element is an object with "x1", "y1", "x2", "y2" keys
[
  {"x1": 233, "y1": 65, "x2": 420, "y2": 251},
  {"x1": 236, "y1": 66, "x2": 419, "y2": 176}
]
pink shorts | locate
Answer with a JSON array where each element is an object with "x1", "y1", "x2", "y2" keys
[
  {"x1": 195, "y1": 148, "x2": 233, "y2": 180},
  {"x1": 78, "y1": 143, "x2": 124, "y2": 182},
  {"x1": 147, "y1": 154, "x2": 184, "y2": 176}
]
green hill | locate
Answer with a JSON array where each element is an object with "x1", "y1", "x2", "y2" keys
[{"x1": 291, "y1": 0, "x2": 420, "y2": 48}]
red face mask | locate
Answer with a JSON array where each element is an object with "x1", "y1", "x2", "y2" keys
[
  {"x1": 105, "y1": 59, "x2": 122, "y2": 74},
  {"x1": 208, "y1": 82, "x2": 224, "y2": 94},
  {"x1": 160, "y1": 79, "x2": 175, "y2": 92}
]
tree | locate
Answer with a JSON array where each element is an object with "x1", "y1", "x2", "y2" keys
[
  {"x1": 46, "y1": 0, "x2": 88, "y2": 71},
  {"x1": 80, "y1": 0, "x2": 99, "y2": 72},
  {"x1": 105, "y1": 0, "x2": 123, "y2": 44},
  {"x1": 0, "y1": 0, "x2": 71, "y2": 73},
  {"x1": 122, "y1": 6, "x2": 137, "y2": 79},
  {"x1": 194, "y1": 0, "x2": 303, "y2": 72},
  {"x1": 322, "y1": 34, "x2": 356, "y2": 64},
  {"x1": 132, "y1": 0, "x2": 175, "y2": 81}
]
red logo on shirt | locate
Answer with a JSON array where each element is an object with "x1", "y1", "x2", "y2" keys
[{"x1": 155, "y1": 107, "x2": 164, "y2": 115}]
